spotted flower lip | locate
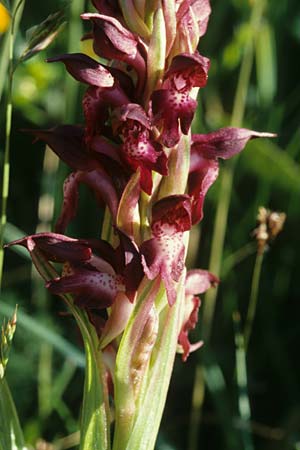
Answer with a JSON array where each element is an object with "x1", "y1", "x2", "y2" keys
[
  {"x1": 151, "y1": 52, "x2": 210, "y2": 147},
  {"x1": 113, "y1": 103, "x2": 168, "y2": 194},
  {"x1": 47, "y1": 269, "x2": 125, "y2": 309},
  {"x1": 141, "y1": 195, "x2": 192, "y2": 305}
]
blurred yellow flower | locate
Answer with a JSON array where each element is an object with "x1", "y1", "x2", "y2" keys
[{"x1": 0, "y1": 3, "x2": 10, "y2": 34}]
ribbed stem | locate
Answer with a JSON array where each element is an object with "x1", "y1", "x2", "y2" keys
[{"x1": 0, "y1": 0, "x2": 25, "y2": 290}]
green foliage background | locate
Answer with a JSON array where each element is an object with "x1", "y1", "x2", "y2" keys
[{"x1": 1, "y1": 0, "x2": 300, "y2": 449}]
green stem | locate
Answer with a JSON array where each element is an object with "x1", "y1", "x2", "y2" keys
[
  {"x1": 244, "y1": 251, "x2": 264, "y2": 350},
  {"x1": 233, "y1": 312, "x2": 254, "y2": 450},
  {"x1": 188, "y1": 2, "x2": 266, "y2": 449},
  {"x1": 0, "y1": 0, "x2": 25, "y2": 289},
  {"x1": 0, "y1": 377, "x2": 25, "y2": 450}
]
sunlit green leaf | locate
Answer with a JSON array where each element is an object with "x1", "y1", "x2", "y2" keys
[{"x1": 255, "y1": 20, "x2": 277, "y2": 105}]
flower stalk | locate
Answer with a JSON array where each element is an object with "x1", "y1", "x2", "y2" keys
[{"x1": 5, "y1": 1, "x2": 276, "y2": 448}]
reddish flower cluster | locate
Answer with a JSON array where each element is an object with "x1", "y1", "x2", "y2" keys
[{"x1": 7, "y1": 0, "x2": 273, "y2": 361}]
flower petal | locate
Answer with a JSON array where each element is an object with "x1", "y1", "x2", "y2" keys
[
  {"x1": 5, "y1": 232, "x2": 92, "y2": 263},
  {"x1": 173, "y1": 0, "x2": 211, "y2": 55},
  {"x1": 113, "y1": 104, "x2": 168, "y2": 193},
  {"x1": 192, "y1": 127, "x2": 276, "y2": 160},
  {"x1": 152, "y1": 52, "x2": 210, "y2": 147},
  {"x1": 188, "y1": 157, "x2": 219, "y2": 224},
  {"x1": 47, "y1": 53, "x2": 114, "y2": 87},
  {"x1": 83, "y1": 85, "x2": 129, "y2": 142},
  {"x1": 47, "y1": 268, "x2": 125, "y2": 309},
  {"x1": 151, "y1": 194, "x2": 192, "y2": 236},
  {"x1": 178, "y1": 295, "x2": 201, "y2": 361},
  {"x1": 141, "y1": 233, "x2": 185, "y2": 306},
  {"x1": 99, "y1": 292, "x2": 134, "y2": 348},
  {"x1": 185, "y1": 269, "x2": 219, "y2": 295},
  {"x1": 24, "y1": 125, "x2": 98, "y2": 171},
  {"x1": 81, "y1": 13, "x2": 146, "y2": 91},
  {"x1": 55, "y1": 168, "x2": 120, "y2": 233}
]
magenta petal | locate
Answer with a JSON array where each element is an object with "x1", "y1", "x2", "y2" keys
[
  {"x1": 151, "y1": 195, "x2": 192, "y2": 236},
  {"x1": 141, "y1": 233, "x2": 185, "y2": 305},
  {"x1": 47, "y1": 53, "x2": 114, "y2": 87},
  {"x1": 176, "y1": 0, "x2": 211, "y2": 51},
  {"x1": 83, "y1": 85, "x2": 129, "y2": 142},
  {"x1": 139, "y1": 167, "x2": 153, "y2": 196},
  {"x1": 185, "y1": 269, "x2": 219, "y2": 295},
  {"x1": 115, "y1": 230, "x2": 144, "y2": 298},
  {"x1": 47, "y1": 269, "x2": 124, "y2": 309},
  {"x1": 81, "y1": 13, "x2": 146, "y2": 89},
  {"x1": 99, "y1": 292, "x2": 134, "y2": 348},
  {"x1": 79, "y1": 169, "x2": 119, "y2": 220},
  {"x1": 188, "y1": 157, "x2": 219, "y2": 224},
  {"x1": 178, "y1": 295, "x2": 201, "y2": 361},
  {"x1": 152, "y1": 88, "x2": 197, "y2": 147},
  {"x1": 114, "y1": 104, "x2": 168, "y2": 191},
  {"x1": 165, "y1": 52, "x2": 210, "y2": 89},
  {"x1": 92, "y1": 0, "x2": 122, "y2": 19},
  {"x1": 55, "y1": 168, "x2": 120, "y2": 233},
  {"x1": 24, "y1": 125, "x2": 98, "y2": 171},
  {"x1": 192, "y1": 127, "x2": 276, "y2": 160},
  {"x1": 55, "y1": 172, "x2": 80, "y2": 233},
  {"x1": 5, "y1": 232, "x2": 92, "y2": 263}
]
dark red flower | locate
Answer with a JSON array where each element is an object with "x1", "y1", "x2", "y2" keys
[
  {"x1": 189, "y1": 127, "x2": 276, "y2": 224},
  {"x1": 152, "y1": 52, "x2": 210, "y2": 147},
  {"x1": 47, "y1": 53, "x2": 131, "y2": 142},
  {"x1": 6, "y1": 232, "x2": 143, "y2": 313},
  {"x1": 173, "y1": 0, "x2": 212, "y2": 57},
  {"x1": 141, "y1": 195, "x2": 192, "y2": 305},
  {"x1": 113, "y1": 103, "x2": 168, "y2": 194},
  {"x1": 81, "y1": 13, "x2": 147, "y2": 93}
]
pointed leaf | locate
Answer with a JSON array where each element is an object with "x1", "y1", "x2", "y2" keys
[
  {"x1": 20, "y1": 11, "x2": 65, "y2": 62},
  {"x1": 0, "y1": 378, "x2": 26, "y2": 450}
]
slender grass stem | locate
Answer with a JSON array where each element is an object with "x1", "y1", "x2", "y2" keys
[
  {"x1": 0, "y1": 0, "x2": 25, "y2": 290},
  {"x1": 244, "y1": 251, "x2": 264, "y2": 350},
  {"x1": 233, "y1": 312, "x2": 254, "y2": 450},
  {"x1": 188, "y1": 2, "x2": 266, "y2": 449}
]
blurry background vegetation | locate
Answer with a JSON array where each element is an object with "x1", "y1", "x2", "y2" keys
[{"x1": 0, "y1": 0, "x2": 300, "y2": 449}]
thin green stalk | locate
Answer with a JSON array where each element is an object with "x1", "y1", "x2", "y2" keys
[
  {"x1": 0, "y1": 0, "x2": 25, "y2": 289},
  {"x1": 233, "y1": 312, "x2": 254, "y2": 450},
  {"x1": 0, "y1": 0, "x2": 23, "y2": 103},
  {"x1": 65, "y1": 0, "x2": 85, "y2": 122},
  {"x1": 244, "y1": 251, "x2": 264, "y2": 350},
  {"x1": 188, "y1": 2, "x2": 266, "y2": 449}
]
